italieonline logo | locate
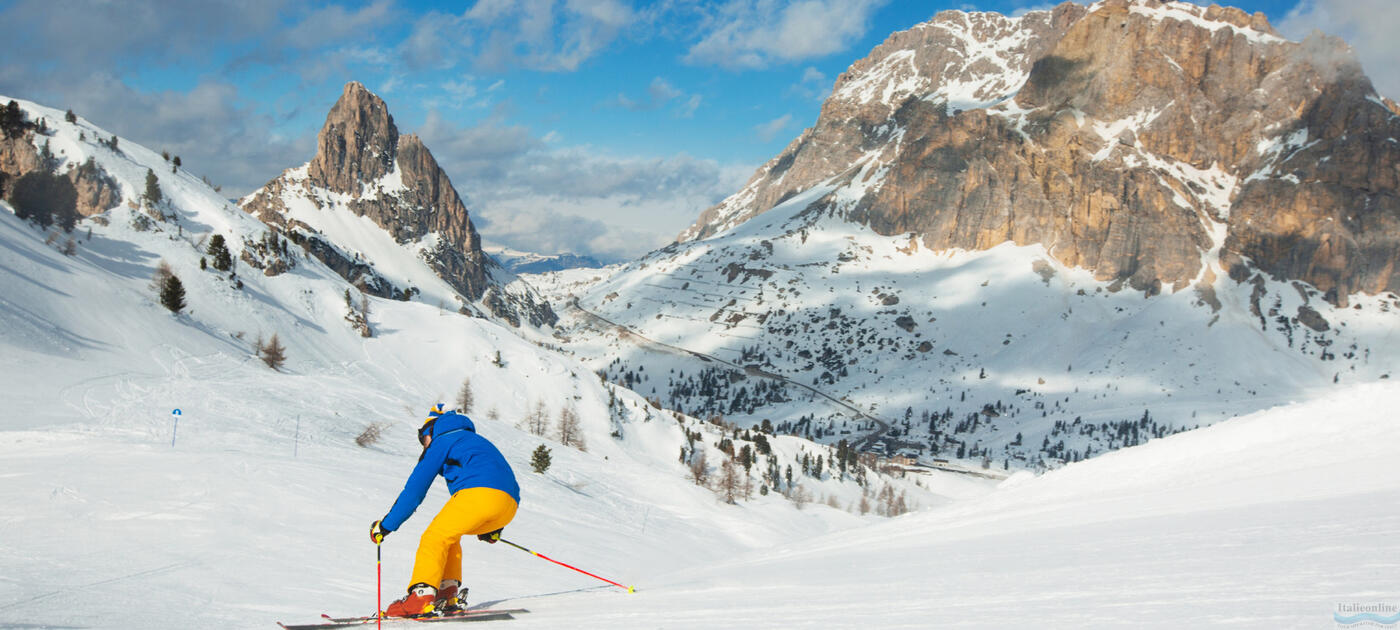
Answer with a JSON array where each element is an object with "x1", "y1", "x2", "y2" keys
[{"x1": 1336, "y1": 603, "x2": 1400, "y2": 628}]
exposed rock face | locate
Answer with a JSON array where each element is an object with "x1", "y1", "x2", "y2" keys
[
  {"x1": 243, "y1": 82, "x2": 555, "y2": 326},
  {"x1": 1, "y1": 134, "x2": 120, "y2": 217},
  {"x1": 679, "y1": 0, "x2": 1400, "y2": 305},
  {"x1": 68, "y1": 157, "x2": 121, "y2": 217},
  {"x1": 306, "y1": 83, "x2": 399, "y2": 193}
]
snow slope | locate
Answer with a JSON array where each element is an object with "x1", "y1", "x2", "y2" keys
[
  {"x1": 0, "y1": 98, "x2": 958, "y2": 628},
  {"x1": 541, "y1": 175, "x2": 1400, "y2": 472},
  {"x1": 4, "y1": 262, "x2": 1394, "y2": 630},
  {"x1": 486, "y1": 382, "x2": 1400, "y2": 629}
]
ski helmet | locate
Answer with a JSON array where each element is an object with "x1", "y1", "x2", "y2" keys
[{"x1": 418, "y1": 404, "x2": 445, "y2": 445}]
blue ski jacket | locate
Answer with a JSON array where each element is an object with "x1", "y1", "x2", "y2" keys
[{"x1": 380, "y1": 411, "x2": 520, "y2": 532}]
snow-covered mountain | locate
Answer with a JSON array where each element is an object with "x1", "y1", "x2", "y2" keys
[
  {"x1": 679, "y1": 0, "x2": 1400, "y2": 304},
  {"x1": 540, "y1": 0, "x2": 1400, "y2": 472},
  {"x1": 241, "y1": 82, "x2": 556, "y2": 329},
  {"x1": 0, "y1": 94, "x2": 963, "y2": 628},
  {"x1": 485, "y1": 245, "x2": 609, "y2": 275}
]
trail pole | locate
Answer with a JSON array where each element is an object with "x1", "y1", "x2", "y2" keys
[
  {"x1": 171, "y1": 409, "x2": 181, "y2": 447},
  {"x1": 496, "y1": 536, "x2": 635, "y2": 593}
]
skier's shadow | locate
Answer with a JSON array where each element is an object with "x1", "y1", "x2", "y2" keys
[{"x1": 471, "y1": 585, "x2": 614, "y2": 609}]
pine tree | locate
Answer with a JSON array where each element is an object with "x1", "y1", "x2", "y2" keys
[
  {"x1": 530, "y1": 444, "x2": 552, "y2": 474},
  {"x1": 160, "y1": 274, "x2": 186, "y2": 313},
  {"x1": 2, "y1": 100, "x2": 24, "y2": 139},
  {"x1": 207, "y1": 234, "x2": 233, "y2": 271},
  {"x1": 737, "y1": 444, "x2": 754, "y2": 475},
  {"x1": 9, "y1": 170, "x2": 77, "y2": 231},
  {"x1": 64, "y1": 109, "x2": 77, "y2": 124},
  {"x1": 143, "y1": 169, "x2": 162, "y2": 207}
]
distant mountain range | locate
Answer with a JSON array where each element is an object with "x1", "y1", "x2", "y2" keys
[{"x1": 484, "y1": 246, "x2": 611, "y2": 274}]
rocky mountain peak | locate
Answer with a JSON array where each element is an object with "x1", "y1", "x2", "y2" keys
[
  {"x1": 242, "y1": 82, "x2": 556, "y2": 327},
  {"x1": 307, "y1": 81, "x2": 399, "y2": 193},
  {"x1": 679, "y1": 0, "x2": 1400, "y2": 306}
]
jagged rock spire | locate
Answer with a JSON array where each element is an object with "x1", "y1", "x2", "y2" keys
[
  {"x1": 307, "y1": 81, "x2": 399, "y2": 193},
  {"x1": 241, "y1": 81, "x2": 557, "y2": 327}
]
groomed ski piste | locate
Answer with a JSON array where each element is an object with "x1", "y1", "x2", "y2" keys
[{"x1": 1, "y1": 99, "x2": 1397, "y2": 629}]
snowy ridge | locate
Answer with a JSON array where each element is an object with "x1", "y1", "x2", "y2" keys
[
  {"x1": 484, "y1": 245, "x2": 607, "y2": 274},
  {"x1": 260, "y1": 163, "x2": 469, "y2": 310},
  {"x1": 831, "y1": 10, "x2": 1036, "y2": 113},
  {"x1": 1123, "y1": 0, "x2": 1286, "y2": 45},
  {"x1": 8, "y1": 96, "x2": 257, "y2": 244}
]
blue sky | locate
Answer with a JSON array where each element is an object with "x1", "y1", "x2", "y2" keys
[{"x1": 1, "y1": 0, "x2": 1394, "y2": 261}]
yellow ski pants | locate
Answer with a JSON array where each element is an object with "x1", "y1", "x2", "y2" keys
[{"x1": 410, "y1": 487, "x2": 518, "y2": 588}]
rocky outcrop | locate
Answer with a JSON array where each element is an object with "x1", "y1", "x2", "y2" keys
[
  {"x1": 306, "y1": 82, "x2": 399, "y2": 192},
  {"x1": 68, "y1": 157, "x2": 121, "y2": 217},
  {"x1": 1, "y1": 134, "x2": 119, "y2": 217},
  {"x1": 680, "y1": 0, "x2": 1400, "y2": 305},
  {"x1": 243, "y1": 82, "x2": 555, "y2": 325},
  {"x1": 677, "y1": 4, "x2": 1089, "y2": 243}
]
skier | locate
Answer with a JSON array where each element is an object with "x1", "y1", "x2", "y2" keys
[{"x1": 369, "y1": 404, "x2": 521, "y2": 618}]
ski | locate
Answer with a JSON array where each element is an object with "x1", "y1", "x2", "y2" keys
[{"x1": 278, "y1": 608, "x2": 528, "y2": 629}]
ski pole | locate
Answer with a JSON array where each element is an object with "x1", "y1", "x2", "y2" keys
[
  {"x1": 495, "y1": 536, "x2": 635, "y2": 593},
  {"x1": 376, "y1": 540, "x2": 382, "y2": 630}
]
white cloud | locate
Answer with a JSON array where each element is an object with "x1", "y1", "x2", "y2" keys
[
  {"x1": 468, "y1": 0, "x2": 636, "y2": 72},
  {"x1": 399, "y1": 11, "x2": 471, "y2": 71},
  {"x1": 676, "y1": 94, "x2": 703, "y2": 118},
  {"x1": 649, "y1": 77, "x2": 683, "y2": 103},
  {"x1": 436, "y1": 78, "x2": 481, "y2": 109},
  {"x1": 281, "y1": 0, "x2": 395, "y2": 50},
  {"x1": 18, "y1": 73, "x2": 315, "y2": 197},
  {"x1": 602, "y1": 76, "x2": 701, "y2": 118},
  {"x1": 788, "y1": 65, "x2": 831, "y2": 101},
  {"x1": 1279, "y1": 0, "x2": 1400, "y2": 99},
  {"x1": 754, "y1": 113, "x2": 793, "y2": 142},
  {"x1": 416, "y1": 110, "x2": 751, "y2": 259},
  {"x1": 685, "y1": 0, "x2": 890, "y2": 69}
]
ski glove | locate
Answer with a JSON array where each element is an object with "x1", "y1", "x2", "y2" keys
[
  {"x1": 477, "y1": 528, "x2": 503, "y2": 544},
  {"x1": 370, "y1": 520, "x2": 390, "y2": 544}
]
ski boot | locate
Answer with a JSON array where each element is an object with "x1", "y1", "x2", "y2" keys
[
  {"x1": 436, "y1": 580, "x2": 467, "y2": 615},
  {"x1": 384, "y1": 583, "x2": 437, "y2": 618}
]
